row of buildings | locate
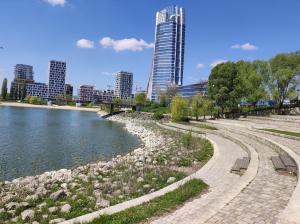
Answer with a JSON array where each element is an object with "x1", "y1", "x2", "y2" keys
[
  {"x1": 10, "y1": 62, "x2": 135, "y2": 103},
  {"x1": 10, "y1": 61, "x2": 72, "y2": 101},
  {"x1": 78, "y1": 71, "x2": 133, "y2": 103},
  {"x1": 10, "y1": 5, "x2": 207, "y2": 104}
]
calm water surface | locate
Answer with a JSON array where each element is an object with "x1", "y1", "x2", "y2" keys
[{"x1": 0, "y1": 106, "x2": 140, "y2": 180}]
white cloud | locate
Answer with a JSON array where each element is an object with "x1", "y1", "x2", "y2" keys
[
  {"x1": 231, "y1": 43, "x2": 257, "y2": 50},
  {"x1": 76, "y1": 39, "x2": 94, "y2": 49},
  {"x1": 99, "y1": 37, "x2": 154, "y2": 52},
  {"x1": 210, "y1": 59, "x2": 228, "y2": 67},
  {"x1": 44, "y1": 0, "x2": 66, "y2": 6},
  {"x1": 101, "y1": 72, "x2": 115, "y2": 76},
  {"x1": 196, "y1": 63, "x2": 205, "y2": 69}
]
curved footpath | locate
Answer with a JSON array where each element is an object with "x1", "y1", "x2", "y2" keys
[
  {"x1": 60, "y1": 122, "x2": 249, "y2": 224},
  {"x1": 150, "y1": 122, "x2": 258, "y2": 224},
  {"x1": 207, "y1": 119, "x2": 300, "y2": 224},
  {"x1": 151, "y1": 122, "x2": 298, "y2": 224}
]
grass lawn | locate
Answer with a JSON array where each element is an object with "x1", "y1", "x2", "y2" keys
[
  {"x1": 177, "y1": 121, "x2": 218, "y2": 131},
  {"x1": 89, "y1": 179, "x2": 207, "y2": 224},
  {"x1": 191, "y1": 123, "x2": 218, "y2": 130},
  {"x1": 259, "y1": 128, "x2": 300, "y2": 138}
]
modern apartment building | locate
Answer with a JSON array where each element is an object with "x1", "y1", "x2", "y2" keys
[
  {"x1": 65, "y1": 84, "x2": 73, "y2": 98},
  {"x1": 177, "y1": 81, "x2": 208, "y2": 98},
  {"x1": 10, "y1": 64, "x2": 35, "y2": 100},
  {"x1": 14, "y1": 64, "x2": 34, "y2": 82},
  {"x1": 115, "y1": 71, "x2": 133, "y2": 99},
  {"x1": 26, "y1": 82, "x2": 48, "y2": 100},
  {"x1": 147, "y1": 5, "x2": 185, "y2": 102},
  {"x1": 47, "y1": 60, "x2": 66, "y2": 101},
  {"x1": 93, "y1": 89, "x2": 115, "y2": 102},
  {"x1": 78, "y1": 85, "x2": 94, "y2": 102}
]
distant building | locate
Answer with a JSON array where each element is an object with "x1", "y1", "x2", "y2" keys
[
  {"x1": 93, "y1": 89, "x2": 115, "y2": 102},
  {"x1": 115, "y1": 71, "x2": 133, "y2": 99},
  {"x1": 147, "y1": 5, "x2": 185, "y2": 102},
  {"x1": 177, "y1": 81, "x2": 208, "y2": 98},
  {"x1": 10, "y1": 64, "x2": 35, "y2": 100},
  {"x1": 14, "y1": 64, "x2": 34, "y2": 82},
  {"x1": 26, "y1": 82, "x2": 48, "y2": 100},
  {"x1": 78, "y1": 85, "x2": 94, "y2": 102},
  {"x1": 65, "y1": 84, "x2": 73, "y2": 98},
  {"x1": 47, "y1": 60, "x2": 66, "y2": 101}
]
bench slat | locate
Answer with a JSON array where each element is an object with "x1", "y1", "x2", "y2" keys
[
  {"x1": 271, "y1": 156, "x2": 286, "y2": 170},
  {"x1": 279, "y1": 153, "x2": 296, "y2": 168}
]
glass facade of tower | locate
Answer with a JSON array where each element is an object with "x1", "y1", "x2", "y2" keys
[{"x1": 147, "y1": 5, "x2": 185, "y2": 102}]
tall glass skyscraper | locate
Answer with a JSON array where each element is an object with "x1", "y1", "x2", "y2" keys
[{"x1": 147, "y1": 5, "x2": 185, "y2": 102}]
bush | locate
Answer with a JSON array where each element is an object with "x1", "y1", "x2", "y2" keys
[
  {"x1": 181, "y1": 131, "x2": 193, "y2": 148},
  {"x1": 171, "y1": 96, "x2": 189, "y2": 122},
  {"x1": 152, "y1": 111, "x2": 164, "y2": 120},
  {"x1": 25, "y1": 96, "x2": 44, "y2": 105}
]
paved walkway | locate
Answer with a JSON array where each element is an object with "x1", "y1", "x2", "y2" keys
[
  {"x1": 150, "y1": 123, "x2": 256, "y2": 224},
  {"x1": 60, "y1": 122, "x2": 247, "y2": 224},
  {"x1": 206, "y1": 128, "x2": 296, "y2": 224},
  {"x1": 151, "y1": 122, "x2": 297, "y2": 224}
]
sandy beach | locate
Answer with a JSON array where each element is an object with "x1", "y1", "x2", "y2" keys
[{"x1": 0, "y1": 102, "x2": 100, "y2": 112}]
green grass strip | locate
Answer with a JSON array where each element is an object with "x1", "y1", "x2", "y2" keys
[
  {"x1": 259, "y1": 128, "x2": 300, "y2": 138},
  {"x1": 176, "y1": 121, "x2": 218, "y2": 131},
  {"x1": 89, "y1": 179, "x2": 207, "y2": 224},
  {"x1": 192, "y1": 123, "x2": 218, "y2": 130}
]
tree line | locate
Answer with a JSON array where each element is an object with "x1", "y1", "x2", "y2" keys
[{"x1": 170, "y1": 51, "x2": 300, "y2": 121}]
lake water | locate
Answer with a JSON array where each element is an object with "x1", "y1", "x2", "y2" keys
[{"x1": 0, "y1": 106, "x2": 140, "y2": 181}]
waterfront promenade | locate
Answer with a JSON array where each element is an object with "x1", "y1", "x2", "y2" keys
[{"x1": 150, "y1": 117, "x2": 300, "y2": 224}]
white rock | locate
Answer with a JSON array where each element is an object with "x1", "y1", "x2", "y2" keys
[
  {"x1": 48, "y1": 206, "x2": 58, "y2": 213},
  {"x1": 60, "y1": 204, "x2": 71, "y2": 213},
  {"x1": 50, "y1": 190, "x2": 66, "y2": 200},
  {"x1": 167, "y1": 177, "x2": 176, "y2": 184},
  {"x1": 26, "y1": 194, "x2": 38, "y2": 201},
  {"x1": 21, "y1": 209, "x2": 35, "y2": 220},
  {"x1": 5, "y1": 202, "x2": 19, "y2": 210},
  {"x1": 32, "y1": 221, "x2": 40, "y2": 224},
  {"x1": 49, "y1": 218, "x2": 66, "y2": 224},
  {"x1": 143, "y1": 184, "x2": 151, "y2": 189},
  {"x1": 96, "y1": 198, "x2": 110, "y2": 208},
  {"x1": 137, "y1": 177, "x2": 144, "y2": 183}
]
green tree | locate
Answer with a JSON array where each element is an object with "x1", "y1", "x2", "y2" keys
[
  {"x1": 202, "y1": 98, "x2": 214, "y2": 120},
  {"x1": 268, "y1": 53, "x2": 300, "y2": 109},
  {"x1": 14, "y1": 86, "x2": 19, "y2": 100},
  {"x1": 113, "y1": 97, "x2": 122, "y2": 105},
  {"x1": 191, "y1": 95, "x2": 204, "y2": 120},
  {"x1": 1, "y1": 78, "x2": 7, "y2": 100},
  {"x1": 237, "y1": 61, "x2": 267, "y2": 108},
  {"x1": 27, "y1": 96, "x2": 43, "y2": 105},
  {"x1": 208, "y1": 62, "x2": 241, "y2": 114},
  {"x1": 21, "y1": 81, "x2": 27, "y2": 101},
  {"x1": 134, "y1": 92, "x2": 147, "y2": 106},
  {"x1": 171, "y1": 95, "x2": 189, "y2": 122}
]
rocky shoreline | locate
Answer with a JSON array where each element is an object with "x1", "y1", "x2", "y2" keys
[
  {"x1": 0, "y1": 113, "x2": 177, "y2": 223},
  {"x1": 0, "y1": 112, "x2": 212, "y2": 223}
]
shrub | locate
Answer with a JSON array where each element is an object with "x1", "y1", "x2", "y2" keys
[
  {"x1": 171, "y1": 96, "x2": 189, "y2": 122},
  {"x1": 181, "y1": 131, "x2": 193, "y2": 148},
  {"x1": 152, "y1": 111, "x2": 164, "y2": 120}
]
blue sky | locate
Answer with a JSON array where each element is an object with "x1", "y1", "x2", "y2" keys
[{"x1": 0, "y1": 0, "x2": 300, "y2": 94}]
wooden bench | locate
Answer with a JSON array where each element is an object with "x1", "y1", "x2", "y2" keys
[
  {"x1": 279, "y1": 152, "x2": 297, "y2": 168},
  {"x1": 271, "y1": 156, "x2": 286, "y2": 171},
  {"x1": 231, "y1": 157, "x2": 250, "y2": 174}
]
